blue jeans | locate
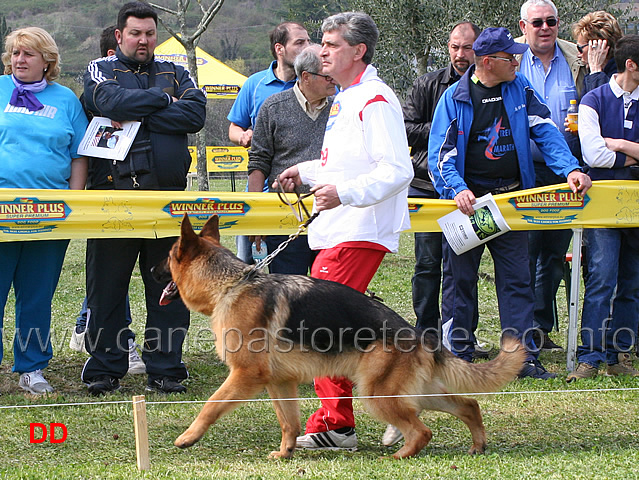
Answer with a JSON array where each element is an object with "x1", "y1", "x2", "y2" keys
[
  {"x1": 235, "y1": 235, "x2": 253, "y2": 264},
  {"x1": 577, "y1": 228, "x2": 639, "y2": 366},
  {"x1": 0, "y1": 240, "x2": 69, "y2": 373},
  {"x1": 448, "y1": 230, "x2": 537, "y2": 362}
]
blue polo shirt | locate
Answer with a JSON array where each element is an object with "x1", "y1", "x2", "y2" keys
[
  {"x1": 519, "y1": 44, "x2": 580, "y2": 162},
  {"x1": 227, "y1": 61, "x2": 297, "y2": 129}
]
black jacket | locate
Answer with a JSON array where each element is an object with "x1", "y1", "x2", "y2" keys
[
  {"x1": 403, "y1": 64, "x2": 460, "y2": 191},
  {"x1": 83, "y1": 48, "x2": 206, "y2": 190}
]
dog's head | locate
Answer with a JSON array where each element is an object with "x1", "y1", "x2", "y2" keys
[{"x1": 153, "y1": 213, "x2": 223, "y2": 307}]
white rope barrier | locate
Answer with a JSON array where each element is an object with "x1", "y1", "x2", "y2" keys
[{"x1": 2, "y1": 386, "x2": 638, "y2": 410}]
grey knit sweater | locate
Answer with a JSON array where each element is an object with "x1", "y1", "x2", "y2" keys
[{"x1": 248, "y1": 88, "x2": 333, "y2": 193}]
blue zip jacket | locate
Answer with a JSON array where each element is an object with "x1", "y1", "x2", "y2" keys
[{"x1": 428, "y1": 66, "x2": 581, "y2": 200}]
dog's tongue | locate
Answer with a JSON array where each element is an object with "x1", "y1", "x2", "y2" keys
[{"x1": 159, "y1": 281, "x2": 177, "y2": 306}]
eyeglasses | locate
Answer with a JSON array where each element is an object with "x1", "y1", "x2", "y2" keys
[
  {"x1": 488, "y1": 55, "x2": 516, "y2": 64},
  {"x1": 576, "y1": 43, "x2": 588, "y2": 54},
  {"x1": 309, "y1": 72, "x2": 333, "y2": 82},
  {"x1": 526, "y1": 17, "x2": 558, "y2": 28}
]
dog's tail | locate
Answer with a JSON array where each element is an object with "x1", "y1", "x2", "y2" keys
[{"x1": 435, "y1": 336, "x2": 527, "y2": 393}]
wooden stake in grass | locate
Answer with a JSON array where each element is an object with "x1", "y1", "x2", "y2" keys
[{"x1": 132, "y1": 395, "x2": 150, "y2": 471}]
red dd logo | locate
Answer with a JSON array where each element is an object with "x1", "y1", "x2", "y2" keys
[{"x1": 29, "y1": 423, "x2": 67, "y2": 443}]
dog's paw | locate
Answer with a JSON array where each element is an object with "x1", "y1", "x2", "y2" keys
[
  {"x1": 468, "y1": 443, "x2": 486, "y2": 455},
  {"x1": 268, "y1": 449, "x2": 294, "y2": 460},
  {"x1": 174, "y1": 432, "x2": 198, "y2": 449}
]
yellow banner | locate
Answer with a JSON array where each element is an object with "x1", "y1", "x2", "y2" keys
[
  {"x1": 188, "y1": 146, "x2": 248, "y2": 172},
  {"x1": 0, "y1": 181, "x2": 636, "y2": 241}
]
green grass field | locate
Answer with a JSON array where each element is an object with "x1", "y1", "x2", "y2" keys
[{"x1": 1, "y1": 180, "x2": 639, "y2": 479}]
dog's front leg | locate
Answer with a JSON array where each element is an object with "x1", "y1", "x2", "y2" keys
[
  {"x1": 175, "y1": 369, "x2": 267, "y2": 448},
  {"x1": 266, "y1": 382, "x2": 301, "y2": 459}
]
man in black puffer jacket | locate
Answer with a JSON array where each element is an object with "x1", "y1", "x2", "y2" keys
[
  {"x1": 402, "y1": 22, "x2": 480, "y2": 333},
  {"x1": 81, "y1": 1, "x2": 206, "y2": 396}
]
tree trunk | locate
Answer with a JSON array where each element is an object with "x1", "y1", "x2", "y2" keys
[{"x1": 184, "y1": 39, "x2": 209, "y2": 191}]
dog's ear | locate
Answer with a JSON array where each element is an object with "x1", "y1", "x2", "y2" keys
[
  {"x1": 199, "y1": 214, "x2": 221, "y2": 243},
  {"x1": 177, "y1": 214, "x2": 200, "y2": 260}
]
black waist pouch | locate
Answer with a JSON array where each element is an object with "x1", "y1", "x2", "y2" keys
[{"x1": 111, "y1": 137, "x2": 160, "y2": 189}]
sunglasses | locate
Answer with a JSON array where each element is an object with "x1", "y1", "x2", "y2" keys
[
  {"x1": 489, "y1": 55, "x2": 516, "y2": 63},
  {"x1": 309, "y1": 72, "x2": 333, "y2": 82},
  {"x1": 576, "y1": 43, "x2": 588, "y2": 54},
  {"x1": 527, "y1": 17, "x2": 558, "y2": 28}
]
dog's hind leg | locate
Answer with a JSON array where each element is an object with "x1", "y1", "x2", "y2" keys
[
  {"x1": 266, "y1": 381, "x2": 301, "y2": 459},
  {"x1": 175, "y1": 368, "x2": 267, "y2": 449},
  {"x1": 363, "y1": 397, "x2": 432, "y2": 459},
  {"x1": 420, "y1": 395, "x2": 487, "y2": 454}
]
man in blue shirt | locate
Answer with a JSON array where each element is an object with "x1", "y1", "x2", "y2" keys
[
  {"x1": 567, "y1": 35, "x2": 639, "y2": 381},
  {"x1": 227, "y1": 22, "x2": 310, "y2": 262},
  {"x1": 516, "y1": 0, "x2": 586, "y2": 352},
  {"x1": 228, "y1": 22, "x2": 311, "y2": 148}
]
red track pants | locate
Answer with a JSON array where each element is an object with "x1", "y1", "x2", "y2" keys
[{"x1": 304, "y1": 244, "x2": 386, "y2": 434}]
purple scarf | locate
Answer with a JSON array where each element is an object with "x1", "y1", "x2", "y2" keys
[{"x1": 9, "y1": 75, "x2": 47, "y2": 111}]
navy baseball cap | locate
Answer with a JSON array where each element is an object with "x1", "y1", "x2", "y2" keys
[{"x1": 473, "y1": 27, "x2": 529, "y2": 56}]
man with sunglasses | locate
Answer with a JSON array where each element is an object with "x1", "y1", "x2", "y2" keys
[
  {"x1": 516, "y1": 0, "x2": 587, "y2": 353},
  {"x1": 247, "y1": 45, "x2": 335, "y2": 274},
  {"x1": 428, "y1": 27, "x2": 591, "y2": 379}
]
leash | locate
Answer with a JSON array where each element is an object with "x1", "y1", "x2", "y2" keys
[
  {"x1": 244, "y1": 179, "x2": 319, "y2": 278},
  {"x1": 242, "y1": 177, "x2": 386, "y2": 303}
]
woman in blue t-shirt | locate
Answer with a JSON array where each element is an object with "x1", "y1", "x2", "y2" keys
[{"x1": 0, "y1": 27, "x2": 88, "y2": 394}]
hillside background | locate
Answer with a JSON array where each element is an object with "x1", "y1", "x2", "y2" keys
[{"x1": 2, "y1": 0, "x2": 638, "y2": 145}]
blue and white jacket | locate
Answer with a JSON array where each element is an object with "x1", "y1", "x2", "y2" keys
[{"x1": 428, "y1": 66, "x2": 581, "y2": 200}]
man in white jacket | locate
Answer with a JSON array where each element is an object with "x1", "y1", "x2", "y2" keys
[{"x1": 276, "y1": 11, "x2": 413, "y2": 451}]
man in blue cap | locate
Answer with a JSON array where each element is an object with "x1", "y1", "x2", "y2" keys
[{"x1": 428, "y1": 27, "x2": 591, "y2": 378}]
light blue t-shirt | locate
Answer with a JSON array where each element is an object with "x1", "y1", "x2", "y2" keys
[
  {"x1": 519, "y1": 44, "x2": 579, "y2": 162},
  {"x1": 227, "y1": 61, "x2": 297, "y2": 130},
  {"x1": 0, "y1": 75, "x2": 88, "y2": 189}
]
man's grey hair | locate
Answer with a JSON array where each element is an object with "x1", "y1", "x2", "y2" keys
[
  {"x1": 520, "y1": 0, "x2": 558, "y2": 21},
  {"x1": 322, "y1": 12, "x2": 378, "y2": 65},
  {"x1": 294, "y1": 44, "x2": 322, "y2": 78}
]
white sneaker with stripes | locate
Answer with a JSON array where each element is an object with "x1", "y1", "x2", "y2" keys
[{"x1": 295, "y1": 428, "x2": 357, "y2": 451}]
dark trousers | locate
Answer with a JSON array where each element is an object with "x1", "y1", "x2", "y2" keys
[
  {"x1": 409, "y1": 186, "x2": 460, "y2": 332},
  {"x1": 528, "y1": 229, "x2": 573, "y2": 333},
  {"x1": 528, "y1": 162, "x2": 573, "y2": 333},
  {"x1": 82, "y1": 237, "x2": 189, "y2": 382},
  {"x1": 264, "y1": 235, "x2": 316, "y2": 275},
  {"x1": 448, "y1": 230, "x2": 536, "y2": 362}
]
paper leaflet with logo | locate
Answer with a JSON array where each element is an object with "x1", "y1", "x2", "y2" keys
[
  {"x1": 77, "y1": 116, "x2": 141, "y2": 161},
  {"x1": 437, "y1": 193, "x2": 511, "y2": 255}
]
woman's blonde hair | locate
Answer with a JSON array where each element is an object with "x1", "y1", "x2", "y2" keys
[
  {"x1": 2, "y1": 27, "x2": 61, "y2": 82},
  {"x1": 572, "y1": 11, "x2": 623, "y2": 53}
]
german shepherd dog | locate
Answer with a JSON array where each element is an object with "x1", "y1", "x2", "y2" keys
[{"x1": 153, "y1": 214, "x2": 526, "y2": 459}]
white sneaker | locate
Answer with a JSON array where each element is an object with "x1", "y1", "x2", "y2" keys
[
  {"x1": 127, "y1": 339, "x2": 146, "y2": 375},
  {"x1": 19, "y1": 370, "x2": 54, "y2": 395},
  {"x1": 69, "y1": 326, "x2": 87, "y2": 353},
  {"x1": 382, "y1": 424, "x2": 403, "y2": 446},
  {"x1": 295, "y1": 428, "x2": 357, "y2": 451}
]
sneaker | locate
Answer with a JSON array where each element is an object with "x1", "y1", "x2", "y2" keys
[
  {"x1": 87, "y1": 376, "x2": 121, "y2": 396},
  {"x1": 566, "y1": 362, "x2": 598, "y2": 383},
  {"x1": 518, "y1": 359, "x2": 557, "y2": 380},
  {"x1": 146, "y1": 377, "x2": 187, "y2": 394},
  {"x1": 295, "y1": 428, "x2": 358, "y2": 451},
  {"x1": 19, "y1": 370, "x2": 54, "y2": 395},
  {"x1": 69, "y1": 326, "x2": 87, "y2": 353},
  {"x1": 382, "y1": 424, "x2": 403, "y2": 447},
  {"x1": 127, "y1": 339, "x2": 146, "y2": 375},
  {"x1": 606, "y1": 353, "x2": 639, "y2": 377}
]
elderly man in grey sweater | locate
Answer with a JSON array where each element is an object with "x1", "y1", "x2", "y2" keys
[{"x1": 248, "y1": 44, "x2": 336, "y2": 275}]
